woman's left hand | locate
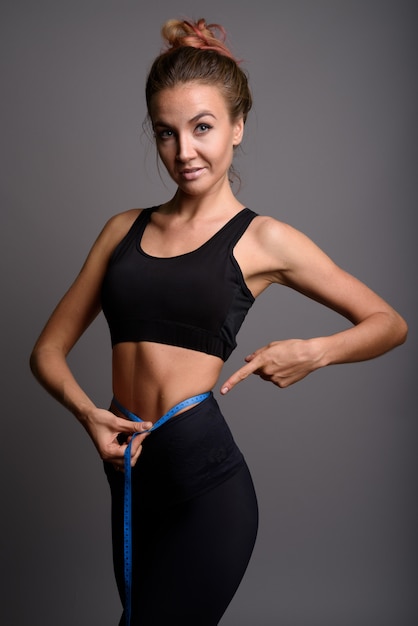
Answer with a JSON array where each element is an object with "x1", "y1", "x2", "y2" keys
[{"x1": 220, "y1": 338, "x2": 322, "y2": 393}]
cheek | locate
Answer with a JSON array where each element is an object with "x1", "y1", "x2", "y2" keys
[
  {"x1": 209, "y1": 135, "x2": 233, "y2": 159},
  {"x1": 217, "y1": 139, "x2": 235, "y2": 164},
  {"x1": 156, "y1": 144, "x2": 173, "y2": 167}
]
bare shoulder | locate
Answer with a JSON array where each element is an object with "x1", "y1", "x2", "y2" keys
[
  {"x1": 96, "y1": 208, "x2": 142, "y2": 252},
  {"x1": 75, "y1": 207, "x2": 144, "y2": 279},
  {"x1": 252, "y1": 215, "x2": 301, "y2": 249},
  {"x1": 245, "y1": 214, "x2": 317, "y2": 270},
  {"x1": 237, "y1": 213, "x2": 342, "y2": 295},
  {"x1": 251, "y1": 215, "x2": 313, "y2": 252}
]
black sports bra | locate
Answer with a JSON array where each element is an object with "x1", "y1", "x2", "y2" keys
[{"x1": 101, "y1": 206, "x2": 258, "y2": 361}]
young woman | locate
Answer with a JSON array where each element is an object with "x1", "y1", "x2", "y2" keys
[{"x1": 30, "y1": 18, "x2": 407, "y2": 626}]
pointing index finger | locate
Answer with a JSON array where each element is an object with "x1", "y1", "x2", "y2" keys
[{"x1": 220, "y1": 356, "x2": 262, "y2": 394}]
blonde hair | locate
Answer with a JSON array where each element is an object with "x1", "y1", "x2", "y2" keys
[{"x1": 146, "y1": 18, "x2": 252, "y2": 124}]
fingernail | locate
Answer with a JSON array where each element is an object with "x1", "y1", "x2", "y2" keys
[{"x1": 221, "y1": 386, "x2": 229, "y2": 395}]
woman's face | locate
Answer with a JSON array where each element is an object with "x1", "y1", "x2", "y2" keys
[{"x1": 150, "y1": 83, "x2": 244, "y2": 197}]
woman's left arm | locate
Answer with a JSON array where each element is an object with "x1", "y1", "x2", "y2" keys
[{"x1": 221, "y1": 218, "x2": 408, "y2": 393}]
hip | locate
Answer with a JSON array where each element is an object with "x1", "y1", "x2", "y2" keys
[{"x1": 105, "y1": 392, "x2": 245, "y2": 512}]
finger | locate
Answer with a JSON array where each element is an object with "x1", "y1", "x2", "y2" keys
[
  {"x1": 111, "y1": 435, "x2": 144, "y2": 470},
  {"x1": 244, "y1": 348, "x2": 264, "y2": 362},
  {"x1": 129, "y1": 430, "x2": 150, "y2": 455},
  {"x1": 116, "y1": 417, "x2": 153, "y2": 433},
  {"x1": 111, "y1": 448, "x2": 127, "y2": 472},
  {"x1": 109, "y1": 420, "x2": 153, "y2": 467},
  {"x1": 130, "y1": 439, "x2": 145, "y2": 467},
  {"x1": 220, "y1": 357, "x2": 263, "y2": 394}
]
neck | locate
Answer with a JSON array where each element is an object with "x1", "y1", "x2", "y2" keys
[{"x1": 164, "y1": 183, "x2": 244, "y2": 219}]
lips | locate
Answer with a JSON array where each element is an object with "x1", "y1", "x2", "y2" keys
[{"x1": 179, "y1": 167, "x2": 205, "y2": 181}]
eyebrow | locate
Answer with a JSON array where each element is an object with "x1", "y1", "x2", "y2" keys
[{"x1": 153, "y1": 111, "x2": 217, "y2": 128}]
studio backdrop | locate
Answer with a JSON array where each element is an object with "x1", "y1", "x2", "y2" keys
[{"x1": 1, "y1": 1, "x2": 416, "y2": 625}]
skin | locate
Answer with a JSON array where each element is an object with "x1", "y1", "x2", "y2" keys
[{"x1": 30, "y1": 82, "x2": 408, "y2": 472}]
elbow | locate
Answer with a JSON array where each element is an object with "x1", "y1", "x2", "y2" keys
[
  {"x1": 29, "y1": 340, "x2": 68, "y2": 384},
  {"x1": 29, "y1": 345, "x2": 41, "y2": 380},
  {"x1": 29, "y1": 341, "x2": 51, "y2": 382},
  {"x1": 386, "y1": 308, "x2": 408, "y2": 350},
  {"x1": 395, "y1": 313, "x2": 408, "y2": 347}
]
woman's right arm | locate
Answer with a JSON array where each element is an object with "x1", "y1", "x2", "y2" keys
[{"x1": 30, "y1": 210, "x2": 151, "y2": 467}]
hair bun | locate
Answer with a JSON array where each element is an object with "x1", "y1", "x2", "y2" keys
[{"x1": 161, "y1": 18, "x2": 235, "y2": 60}]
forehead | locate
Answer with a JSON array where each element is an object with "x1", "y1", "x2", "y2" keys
[{"x1": 150, "y1": 83, "x2": 228, "y2": 122}]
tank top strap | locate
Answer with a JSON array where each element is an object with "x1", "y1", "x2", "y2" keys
[
  {"x1": 108, "y1": 207, "x2": 157, "y2": 263},
  {"x1": 209, "y1": 208, "x2": 258, "y2": 253},
  {"x1": 132, "y1": 206, "x2": 157, "y2": 237}
]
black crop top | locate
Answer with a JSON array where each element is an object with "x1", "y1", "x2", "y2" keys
[{"x1": 101, "y1": 207, "x2": 258, "y2": 361}]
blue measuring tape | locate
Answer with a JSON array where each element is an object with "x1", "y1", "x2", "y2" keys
[{"x1": 111, "y1": 392, "x2": 211, "y2": 626}]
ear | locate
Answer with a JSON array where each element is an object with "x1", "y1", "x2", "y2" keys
[{"x1": 232, "y1": 117, "x2": 244, "y2": 147}]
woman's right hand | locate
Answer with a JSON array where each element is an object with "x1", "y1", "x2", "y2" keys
[{"x1": 82, "y1": 407, "x2": 153, "y2": 471}]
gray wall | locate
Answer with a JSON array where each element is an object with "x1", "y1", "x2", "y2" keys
[{"x1": 1, "y1": 1, "x2": 416, "y2": 624}]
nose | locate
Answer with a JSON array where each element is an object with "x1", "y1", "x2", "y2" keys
[{"x1": 176, "y1": 133, "x2": 196, "y2": 162}]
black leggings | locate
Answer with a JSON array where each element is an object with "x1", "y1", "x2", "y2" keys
[{"x1": 105, "y1": 394, "x2": 258, "y2": 625}]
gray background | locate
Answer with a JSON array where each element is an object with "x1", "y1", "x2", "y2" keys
[{"x1": 1, "y1": 1, "x2": 417, "y2": 624}]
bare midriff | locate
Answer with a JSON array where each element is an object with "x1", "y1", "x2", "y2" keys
[{"x1": 111, "y1": 341, "x2": 223, "y2": 422}]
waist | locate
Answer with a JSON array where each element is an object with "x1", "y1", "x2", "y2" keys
[
  {"x1": 111, "y1": 342, "x2": 223, "y2": 421},
  {"x1": 111, "y1": 391, "x2": 212, "y2": 430}
]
